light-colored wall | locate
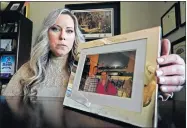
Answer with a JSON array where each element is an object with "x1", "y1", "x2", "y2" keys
[{"x1": 29, "y1": 2, "x2": 156, "y2": 46}]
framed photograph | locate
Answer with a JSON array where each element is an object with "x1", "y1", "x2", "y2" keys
[
  {"x1": 65, "y1": 2, "x2": 120, "y2": 40},
  {"x1": 4, "y1": 1, "x2": 25, "y2": 12},
  {"x1": 171, "y1": 36, "x2": 186, "y2": 62},
  {"x1": 71, "y1": 8, "x2": 114, "y2": 39},
  {"x1": 64, "y1": 26, "x2": 161, "y2": 127},
  {"x1": 179, "y1": 1, "x2": 186, "y2": 26},
  {"x1": 0, "y1": 39, "x2": 12, "y2": 51},
  {"x1": 161, "y1": 3, "x2": 180, "y2": 38}
]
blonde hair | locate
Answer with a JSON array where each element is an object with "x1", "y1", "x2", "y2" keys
[{"x1": 22, "y1": 8, "x2": 85, "y2": 96}]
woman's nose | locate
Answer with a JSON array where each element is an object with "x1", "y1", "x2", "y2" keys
[{"x1": 59, "y1": 30, "x2": 66, "y2": 40}]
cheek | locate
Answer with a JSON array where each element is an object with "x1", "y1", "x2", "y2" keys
[
  {"x1": 66, "y1": 34, "x2": 75, "y2": 49},
  {"x1": 48, "y1": 31, "x2": 59, "y2": 46}
]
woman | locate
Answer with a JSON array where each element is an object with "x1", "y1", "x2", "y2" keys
[
  {"x1": 2, "y1": 8, "x2": 185, "y2": 98},
  {"x1": 2, "y1": 8, "x2": 85, "y2": 97}
]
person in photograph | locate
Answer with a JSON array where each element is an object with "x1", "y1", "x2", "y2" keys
[
  {"x1": 1, "y1": 8, "x2": 185, "y2": 100},
  {"x1": 117, "y1": 78, "x2": 132, "y2": 98},
  {"x1": 96, "y1": 72, "x2": 117, "y2": 96},
  {"x1": 83, "y1": 66, "x2": 99, "y2": 93}
]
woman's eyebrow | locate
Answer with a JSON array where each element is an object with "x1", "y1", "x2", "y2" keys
[
  {"x1": 55, "y1": 24, "x2": 74, "y2": 29},
  {"x1": 55, "y1": 25, "x2": 62, "y2": 28},
  {"x1": 66, "y1": 27, "x2": 74, "y2": 29}
]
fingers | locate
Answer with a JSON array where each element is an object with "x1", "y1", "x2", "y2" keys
[
  {"x1": 160, "y1": 85, "x2": 183, "y2": 93},
  {"x1": 156, "y1": 64, "x2": 185, "y2": 76},
  {"x1": 158, "y1": 76, "x2": 185, "y2": 86},
  {"x1": 157, "y1": 54, "x2": 185, "y2": 65},
  {"x1": 161, "y1": 39, "x2": 171, "y2": 56}
]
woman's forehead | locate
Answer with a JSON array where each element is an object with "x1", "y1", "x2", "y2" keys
[{"x1": 55, "y1": 14, "x2": 74, "y2": 27}]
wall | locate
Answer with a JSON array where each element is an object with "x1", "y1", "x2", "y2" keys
[
  {"x1": 29, "y1": 2, "x2": 156, "y2": 46},
  {"x1": 151, "y1": 2, "x2": 186, "y2": 42}
]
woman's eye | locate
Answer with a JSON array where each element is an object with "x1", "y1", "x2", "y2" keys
[
  {"x1": 50, "y1": 26, "x2": 61, "y2": 32},
  {"x1": 66, "y1": 30, "x2": 74, "y2": 34}
]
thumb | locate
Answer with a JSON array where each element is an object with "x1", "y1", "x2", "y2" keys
[{"x1": 161, "y1": 39, "x2": 171, "y2": 56}]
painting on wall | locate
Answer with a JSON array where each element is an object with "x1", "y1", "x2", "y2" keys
[
  {"x1": 72, "y1": 9, "x2": 114, "y2": 39},
  {"x1": 65, "y1": 2, "x2": 120, "y2": 40},
  {"x1": 171, "y1": 36, "x2": 186, "y2": 62}
]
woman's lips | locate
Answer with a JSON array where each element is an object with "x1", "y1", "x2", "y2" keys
[{"x1": 56, "y1": 44, "x2": 67, "y2": 48}]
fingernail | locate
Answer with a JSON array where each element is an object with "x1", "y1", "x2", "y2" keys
[
  {"x1": 161, "y1": 86, "x2": 168, "y2": 92},
  {"x1": 159, "y1": 77, "x2": 165, "y2": 83},
  {"x1": 157, "y1": 57, "x2": 164, "y2": 63},
  {"x1": 156, "y1": 70, "x2": 163, "y2": 76}
]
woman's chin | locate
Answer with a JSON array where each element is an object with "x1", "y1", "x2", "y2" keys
[{"x1": 55, "y1": 51, "x2": 69, "y2": 57}]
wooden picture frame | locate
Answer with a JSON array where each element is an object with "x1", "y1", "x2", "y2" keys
[
  {"x1": 65, "y1": 2, "x2": 120, "y2": 40},
  {"x1": 63, "y1": 26, "x2": 161, "y2": 128},
  {"x1": 179, "y1": 1, "x2": 186, "y2": 26},
  {"x1": 171, "y1": 36, "x2": 186, "y2": 62},
  {"x1": 161, "y1": 3, "x2": 180, "y2": 38}
]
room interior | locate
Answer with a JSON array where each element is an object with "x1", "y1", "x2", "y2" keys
[
  {"x1": 0, "y1": 1, "x2": 186, "y2": 128},
  {"x1": 0, "y1": 1, "x2": 185, "y2": 100}
]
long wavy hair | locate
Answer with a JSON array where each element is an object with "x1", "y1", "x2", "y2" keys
[{"x1": 22, "y1": 8, "x2": 85, "y2": 96}]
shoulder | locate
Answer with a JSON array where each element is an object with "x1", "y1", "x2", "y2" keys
[{"x1": 15, "y1": 61, "x2": 33, "y2": 78}]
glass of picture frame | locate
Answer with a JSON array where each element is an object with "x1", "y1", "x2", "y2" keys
[
  {"x1": 63, "y1": 26, "x2": 162, "y2": 127},
  {"x1": 171, "y1": 36, "x2": 186, "y2": 62},
  {"x1": 161, "y1": 3, "x2": 180, "y2": 38}
]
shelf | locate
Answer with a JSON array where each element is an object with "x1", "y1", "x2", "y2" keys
[
  {"x1": 0, "y1": 32, "x2": 18, "y2": 39},
  {"x1": 0, "y1": 51, "x2": 16, "y2": 55},
  {"x1": 0, "y1": 76, "x2": 12, "y2": 80}
]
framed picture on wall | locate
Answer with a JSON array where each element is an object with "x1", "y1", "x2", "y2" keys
[
  {"x1": 65, "y1": 2, "x2": 120, "y2": 40},
  {"x1": 171, "y1": 36, "x2": 186, "y2": 62},
  {"x1": 71, "y1": 8, "x2": 114, "y2": 39},
  {"x1": 179, "y1": 1, "x2": 186, "y2": 26},
  {"x1": 63, "y1": 26, "x2": 162, "y2": 128},
  {"x1": 161, "y1": 2, "x2": 180, "y2": 38}
]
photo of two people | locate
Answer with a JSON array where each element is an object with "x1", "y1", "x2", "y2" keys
[{"x1": 78, "y1": 50, "x2": 136, "y2": 98}]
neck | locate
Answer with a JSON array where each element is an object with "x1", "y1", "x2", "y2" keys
[
  {"x1": 50, "y1": 53, "x2": 69, "y2": 69},
  {"x1": 102, "y1": 80, "x2": 106, "y2": 86}
]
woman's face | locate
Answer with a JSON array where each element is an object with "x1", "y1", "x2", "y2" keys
[{"x1": 48, "y1": 14, "x2": 75, "y2": 57}]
